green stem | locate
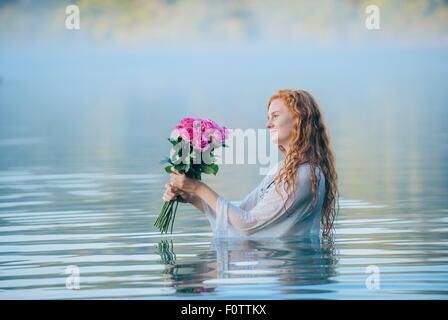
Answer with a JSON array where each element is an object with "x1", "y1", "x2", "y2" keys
[
  {"x1": 170, "y1": 200, "x2": 179, "y2": 234},
  {"x1": 156, "y1": 194, "x2": 182, "y2": 233},
  {"x1": 155, "y1": 200, "x2": 174, "y2": 229},
  {"x1": 155, "y1": 201, "x2": 170, "y2": 227},
  {"x1": 161, "y1": 200, "x2": 175, "y2": 233}
]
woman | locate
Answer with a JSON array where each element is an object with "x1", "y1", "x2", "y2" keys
[{"x1": 163, "y1": 89, "x2": 339, "y2": 238}]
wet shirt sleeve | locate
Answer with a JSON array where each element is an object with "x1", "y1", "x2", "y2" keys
[{"x1": 212, "y1": 165, "x2": 320, "y2": 237}]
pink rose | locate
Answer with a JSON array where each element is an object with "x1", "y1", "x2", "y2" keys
[
  {"x1": 221, "y1": 127, "x2": 229, "y2": 141},
  {"x1": 179, "y1": 117, "x2": 196, "y2": 128},
  {"x1": 175, "y1": 117, "x2": 227, "y2": 150},
  {"x1": 175, "y1": 126, "x2": 193, "y2": 142}
]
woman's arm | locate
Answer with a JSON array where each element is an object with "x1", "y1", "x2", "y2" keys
[
  {"x1": 195, "y1": 181, "x2": 219, "y2": 215},
  {"x1": 170, "y1": 174, "x2": 278, "y2": 235},
  {"x1": 172, "y1": 165, "x2": 321, "y2": 236},
  {"x1": 188, "y1": 193, "x2": 206, "y2": 213},
  {"x1": 169, "y1": 170, "x2": 261, "y2": 216},
  {"x1": 170, "y1": 168, "x2": 317, "y2": 236}
]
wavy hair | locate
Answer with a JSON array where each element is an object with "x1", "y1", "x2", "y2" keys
[{"x1": 267, "y1": 89, "x2": 339, "y2": 237}]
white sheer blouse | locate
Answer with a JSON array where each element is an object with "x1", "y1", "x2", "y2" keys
[{"x1": 200, "y1": 160, "x2": 326, "y2": 238}]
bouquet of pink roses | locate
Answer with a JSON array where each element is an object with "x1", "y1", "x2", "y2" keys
[{"x1": 154, "y1": 117, "x2": 229, "y2": 234}]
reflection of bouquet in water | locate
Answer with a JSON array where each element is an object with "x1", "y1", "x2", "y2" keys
[
  {"x1": 155, "y1": 239, "x2": 178, "y2": 278},
  {"x1": 154, "y1": 117, "x2": 229, "y2": 234},
  {"x1": 155, "y1": 239, "x2": 215, "y2": 294},
  {"x1": 156, "y1": 239, "x2": 177, "y2": 265}
]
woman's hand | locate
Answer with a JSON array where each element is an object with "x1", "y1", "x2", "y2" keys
[
  {"x1": 170, "y1": 169, "x2": 201, "y2": 194},
  {"x1": 169, "y1": 168, "x2": 219, "y2": 214},
  {"x1": 162, "y1": 183, "x2": 192, "y2": 203}
]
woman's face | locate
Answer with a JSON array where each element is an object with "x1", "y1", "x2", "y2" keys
[{"x1": 266, "y1": 98, "x2": 296, "y2": 150}]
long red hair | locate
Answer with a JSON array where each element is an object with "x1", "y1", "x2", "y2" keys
[{"x1": 267, "y1": 89, "x2": 339, "y2": 237}]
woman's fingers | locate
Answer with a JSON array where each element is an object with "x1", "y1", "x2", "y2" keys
[
  {"x1": 177, "y1": 190, "x2": 190, "y2": 203},
  {"x1": 163, "y1": 182, "x2": 183, "y2": 201},
  {"x1": 163, "y1": 184, "x2": 175, "y2": 195},
  {"x1": 178, "y1": 190, "x2": 186, "y2": 198},
  {"x1": 166, "y1": 183, "x2": 182, "y2": 194},
  {"x1": 163, "y1": 190, "x2": 176, "y2": 201},
  {"x1": 163, "y1": 182, "x2": 193, "y2": 203},
  {"x1": 164, "y1": 180, "x2": 191, "y2": 202},
  {"x1": 166, "y1": 183, "x2": 178, "y2": 193}
]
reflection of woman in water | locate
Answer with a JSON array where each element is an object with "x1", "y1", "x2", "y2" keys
[
  {"x1": 156, "y1": 237, "x2": 338, "y2": 295},
  {"x1": 205, "y1": 237, "x2": 338, "y2": 289},
  {"x1": 164, "y1": 89, "x2": 339, "y2": 238}
]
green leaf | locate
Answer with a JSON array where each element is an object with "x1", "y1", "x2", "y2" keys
[
  {"x1": 201, "y1": 163, "x2": 219, "y2": 175},
  {"x1": 189, "y1": 170, "x2": 201, "y2": 180},
  {"x1": 173, "y1": 163, "x2": 186, "y2": 174},
  {"x1": 168, "y1": 137, "x2": 181, "y2": 145},
  {"x1": 201, "y1": 165, "x2": 213, "y2": 174},
  {"x1": 160, "y1": 157, "x2": 172, "y2": 165},
  {"x1": 211, "y1": 163, "x2": 219, "y2": 175},
  {"x1": 164, "y1": 165, "x2": 173, "y2": 174}
]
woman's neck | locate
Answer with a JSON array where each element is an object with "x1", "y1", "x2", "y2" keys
[{"x1": 280, "y1": 143, "x2": 290, "y2": 155}]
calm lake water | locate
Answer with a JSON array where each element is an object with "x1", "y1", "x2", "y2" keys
[{"x1": 0, "y1": 46, "x2": 447, "y2": 299}]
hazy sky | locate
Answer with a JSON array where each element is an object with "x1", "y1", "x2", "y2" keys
[{"x1": 1, "y1": 0, "x2": 447, "y2": 49}]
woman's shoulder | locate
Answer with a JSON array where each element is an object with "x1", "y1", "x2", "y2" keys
[
  {"x1": 297, "y1": 163, "x2": 325, "y2": 182},
  {"x1": 272, "y1": 160, "x2": 324, "y2": 185}
]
